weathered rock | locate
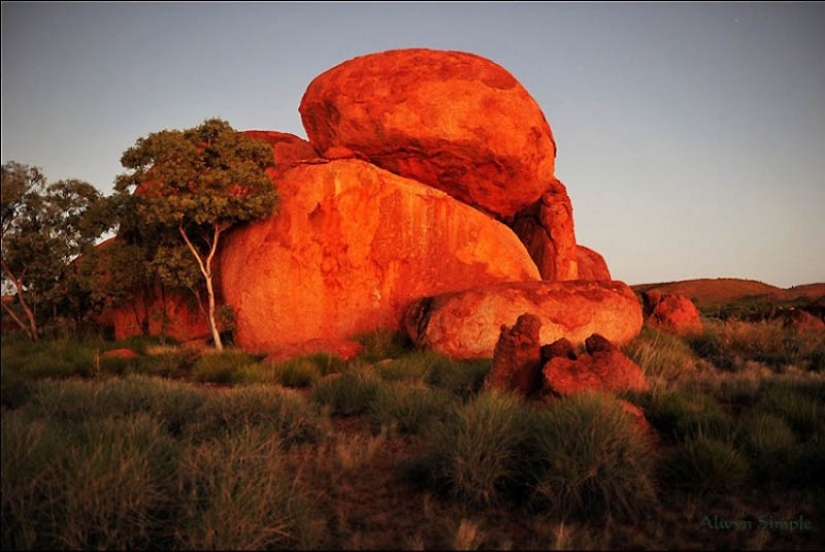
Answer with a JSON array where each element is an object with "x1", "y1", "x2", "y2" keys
[
  {"x1": 242, "y1": 130, "x2": 319, "y2": 176},
  {"x1": 219, "y1": 159, "x2": 541, "y2": 352},
  {"x1": 642, "y1": 292, "x2": 703, "y2": 337},
  {"x1": 540, "y1": 337, "x2": 577, "y2": 362},
  {"x1": 778, "y1": 307, "x2": 825, "y2": 332},
  {"x1": 405, "y1": 280, "x2": 643, "y2": 359},
  {"x1": 262, "y1": 339, "x2": 365, "y2": 364},
  {"x1": 299, "y1": 48, "x2": 557, "y2": 219},
  {"x1": 484, "y1": 313, "x2": 543, "y2": 398},
  {"x1": 109, "y1": 283, "x2": 212, "y2": 343},
  {"x1": 542, "y1": 334, "x2": 648, "y2": 396},
  {"x1": 510, "y1": 179, "x2": 578, "y2": 280},
  {"x1": 101, "y1": 348, "x2": 140, "y2": 360},
  {"x1": 576, "y1": 245, "x2": 612, "y2": 281}
]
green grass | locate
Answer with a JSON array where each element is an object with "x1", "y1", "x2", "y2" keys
[
  {"x1": 626, "y1": 389, "x2": 734, "y2": 442},
  {"x1": 424, "y1": 390, "x2": 535, "y2": 506},
  {"x1": 369, "y1": 381, "x2": 457, "y2": 435},
  {"x1": 311, "y1": 367, "x2": 382, "y2": 416},
  {"x1": 528, "y1": 392, "x2": 657, "y2": 520},
  {"x1": 662, "y1": 434, "x2": 750, "y2": 491},
  {"x1": 623, "y1": 324, "x2": 698, "y2": 385},
  {"x1": 190, "y1": 350, "x2": 261, "y2": 384}
]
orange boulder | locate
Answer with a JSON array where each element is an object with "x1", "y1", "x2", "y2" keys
[
  {"x1": 542, "y1": 334, "x2": 649, "y2": 396},
  {"x1": 299, "y1": 48, "x2": 557, "y2": 219},
  {"x1": 405, "y1": 280, "x2": 643, "y2": 359},
  {"x1": 642, "y1": 291, "x2": 703, "y2": 337},
  {"x1": 242, "y1": 130, "x2": 319, "y2": 177},
  {"x1": 219, "y1": 159, "x2": 541, "y2": 352},
  {"x1": 576, "y1": 245, "x2": 612, "y2": 281},
  {"x1": 510, "y1": 179, "x2": 579, "y2": 281}
]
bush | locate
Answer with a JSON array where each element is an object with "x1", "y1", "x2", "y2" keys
[
  {"x1": 756, "y1": 382, "x2": 823, "y2": 440},
  {"x1": 631, "y1": 389, "x2": 734, "y2": 442},
  {"x1": 623, "y1": 325, "x2": 698, "y2": 384},
  {"x1": 662, "y1": 435, "x2": 749, "y2": 491},
  {"x1": 1, "y1": 411, "x2": 178, "y2": 550},
  {"x1": 528, "y1": 392, "x2": 657, "y2": 519},
  {"x1": 369, "y1": 382, "x2": 457, "y2": 435},
  {"x1": 424, "y1": 390, "x2": 534, "y2": 506},
  {"x1": 175, "y1": 427, "x2": 319, "y2": 550},
  {"x1": 354, "y1": 329, "x2": 412, "y2": 362},
  {"x1": 311, "y1": 367, "x2": 382, "y2": 416},
  {"x1": 191, "y1": 350, "x2": 260, "y2": 384},
  {"x1": 186, "y1": 385, "x2": 327, "y2": 447}
]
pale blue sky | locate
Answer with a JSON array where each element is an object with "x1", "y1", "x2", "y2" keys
[{"x1": 2, "y1": 2, "x2": 823, "y2": 288}]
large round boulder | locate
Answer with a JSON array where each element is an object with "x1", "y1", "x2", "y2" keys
[
  {"x1": 219, "y1": 159, "x2": 540, "y2": 352},
  {"x1": 299, "y1": 48, "x2": 557, "y2": 219},
  {"x1": 405, "y1": 280, "x2": 643, "y2": 359}
]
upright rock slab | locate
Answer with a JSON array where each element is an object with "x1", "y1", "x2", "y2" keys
[
  {"x1": 299, "y1": 48, "x2": 557, "y2": 219},
  {"x1": 405, "y1": 280, "x2": 643, "y2": 359},
  {"x1": 219, "y1": 159, "x2": 541, "y2": 352},
  {"x1": 484, "y1": 313, "x2": 544, "y2": 398}
]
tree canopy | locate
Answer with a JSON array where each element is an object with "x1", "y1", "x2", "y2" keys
[
  {"x1": 1, "y1": 161, "x2": 112, "y2": 339},
  {"x1": 114, "y1": 118, "x2": 278, "y2": 349}
]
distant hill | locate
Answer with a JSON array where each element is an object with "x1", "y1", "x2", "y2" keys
[{"x1": 630, "y1": 278, "x2": 825, "y2": 316}]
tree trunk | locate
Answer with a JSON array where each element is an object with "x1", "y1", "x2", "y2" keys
[
  {"x1": 180, "y1": 224, "x2": 224, "y2": 351},
  {"x1": 1, "y1": 258, "x2": 39, "y2": 340}
]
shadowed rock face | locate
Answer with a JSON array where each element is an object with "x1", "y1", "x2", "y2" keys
[
  {"x1": 542, "y1": 333, "x2": 649, "y2": 396},
  {"x1": 484, "y1": 313, "x2": 544, "y2": 398},
  {"x1": 299, "y1": 48, "x2": 557, "y2": 220},
  {"x1": 510, "y1": 179, "x2": 579, "y2": 281},
  {"x1": 576, "y1": 244, "x2": 612, "y2": 281},
  {"x1": 405, "y1": 280, "x2": 643, "y2": 359},
  {"x1": 219, "y1": 159, "x2": 540, "y2": 352}
]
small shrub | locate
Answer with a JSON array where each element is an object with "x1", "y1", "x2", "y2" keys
[
  {"x1": 354, "y1": 329, "x2": 412, "y2": 362},
  {"x1": 632, "y1": 389, "x2": 734, "y2": 442},
  {"x1": 736, "y1": 412, "x2": 798, "y2": 484},
  {"x1": 175, "y1": 427, "x2": 319, "y2": 550},
  {"x1": 187, "y1": 385, "x2": 326, "y2": 446},
  {"x1": 424, "y1": 357, "x2": 490, "y2": 401},
  {"x1": 369, "y1": 382, "x2": 456, "y2": 435},
  {"x1": 191, "y1": 350, "x2": 260, "y2": 384},
  {"x1": 424, "y1": 390, "x2": 534, "y2": 506},
  {"x1": 662, "y1": 434, "x2": 749, "y2": 491},
  {"x1": 623, "y1": 325, "x2": 697, "y2": 384},
  {"x1": 756, "y1": 382, "x2": 822, "y2": 440},
  {"x1": 528, "y1": 392, "x2": 657, "y2": 519},
  {"x1": 311, "y1": 367, "x2": 382, "y2": 416}
]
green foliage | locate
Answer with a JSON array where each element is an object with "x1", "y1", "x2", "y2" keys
[
  {"x1": 114, "y1": 118, "x2": 278, "y2": 350},
  {"x1": 528, "y1": 392, "x2": 657, "y2": 519},
  {"x1": 1, "y1": 161, "x2": 113, "y2": 339},
  {"x1": 756, "y1": 381, "x2": 823, "y2": 440},
  {"x1": 175, "y1": 428, "x2": 319, "y2": 550},
  {"x1": 354, "y1": 328, "x2": 413, "y2": 362},
  {"x1": 424, "y1": 390, "x2": 534, "y2": 506},
  {"x1": 630, "y1": 389, "x2": 734, "y2": 442},
  {"x1": 662, "y1": 435, "x2": 750, "y2": 491},
  {"x1": 191, "y1": 350, "x2": 261, "y2": 384},
  {"x1": 311, "y1": 367, "x2": 382, "y2": 416},
  {"x1": 623, "y1": 324, "x2": 698, "y2": 384},
  {"x1": 369, "y1": 382, "x2": 457, "y2": 435}
]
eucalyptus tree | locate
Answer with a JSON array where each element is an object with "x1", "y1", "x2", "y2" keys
[
  {"x1": 1, "y1": 161, "x2": 111, "y2": 340},
  {"x1": 115, "y1": 118, "x2": 277, "y2": 350}
]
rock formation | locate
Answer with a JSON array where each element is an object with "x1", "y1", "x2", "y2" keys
[
  {"x1": 510, "y1": 179, "x2": 579, "y2": 280},
  {"x1": 542, "y1": 334, "x2": 649, "y2": 396},
  {"x1": 405, "y1": 280, "x2": 643, "y2": 359},
  {"x1": 299, "y1": 48, "x2": 557, "y2": 220},
  {"x1": 642, "y1": 291, "x2": 703, "y2": 337},
  {"x1": 576, "y1": 245, "x2": 612, "y2": 281},
  {"x1": 484, "y1": 313, "x2": 543, "y2": 398},
  {"x1": 219, "y1": 159, "x2": 540, "y2": 352}
]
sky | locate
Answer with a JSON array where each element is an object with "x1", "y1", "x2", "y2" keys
[{"x1": 2, "y1": 2, "x2": 824, "y2": 289}]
